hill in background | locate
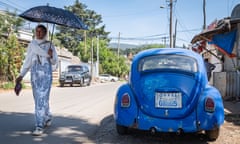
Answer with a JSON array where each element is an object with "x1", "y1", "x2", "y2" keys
[{"x1": 108, "y1": 43, "x2": 139, "y2": 49}]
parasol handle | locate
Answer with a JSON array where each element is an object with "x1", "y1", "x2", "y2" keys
[{"x1": 49, "y1": 24, "x2": 55, "y2": 49}]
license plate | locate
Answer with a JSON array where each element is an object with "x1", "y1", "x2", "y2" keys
[
  {"x1": 65, "y1": 79, "x2": 72, "y2": 83},
  {"x1": 155, "y1": 92, "x2": 182, "y2": 108}
]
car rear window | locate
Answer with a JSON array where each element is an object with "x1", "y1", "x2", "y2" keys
[{"x1": 138, "y1": 54, "x2": 198, "y2": 73}]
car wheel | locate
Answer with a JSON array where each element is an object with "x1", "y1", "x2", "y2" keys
[
  {"x1": 116, "y1": 124, "x2": 128, "y2": 135},
  {"x1": 79, "y1": 78, "x2": 84, "y2": 87},
  {"x1": 60, "y1": 83, "x2": 64, "y2": 87},
  {"x1": 87, "y1": 80, "x2": 91, "y2": 86},
  {"x1": 206, "y1": 127, "x2": 220, "y2": 141}
]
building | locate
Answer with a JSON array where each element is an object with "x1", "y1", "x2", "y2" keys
[{"x1": 191, "y1": 4, "x2": 240, "y2": 100}]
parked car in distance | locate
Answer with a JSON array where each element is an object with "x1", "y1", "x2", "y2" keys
[
  {"x1": 59, "y1": 64, "x2": 91, "y2": 87},
  {"x1": 114, "y1": 48, "x2": 224, "y2": 141},
  {"x1": 98, "y1": 74, "x2": 119, "y2": 82}
]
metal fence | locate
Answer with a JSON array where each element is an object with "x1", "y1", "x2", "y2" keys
[{"x1": 213, "y1": 71, "x2": 240, "y2": 100}]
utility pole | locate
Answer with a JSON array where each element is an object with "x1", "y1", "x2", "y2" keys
[
  {"x1": 91, "y1": 37, "x2": 94, "y2": 79},
  {"x1": 84, "y1": 30, "x2": 87, "y2": 54},
  {"x1": 173, "y1": 19, "x2": 177, "y2": 48},
  {"x1": 160, "y1": 0, "x2": 174, "y2": 47},
  {"x1": 96, "y1": 35, "x2": 99, "y2": 77},
  {"x1": 117, "y1": 32, "x2": 120, "y2": 59},
  {"x1": 169, "y1": 0, "x2": 173, "y2": 48},
  {"x1": 203, "y1": 0, "x2": 206, "y2": 29}
]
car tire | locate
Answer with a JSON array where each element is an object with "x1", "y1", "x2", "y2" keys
[
  {"x1": 87, "y1": 80, "x2": 91, "y2": 86},
  {"x1": 116, "y1": 124, "x2": 128, "y2": 135},
  {"x1": 79, "y1": 78, "x2": 84, "y2": 87},
  {"x1": 60, "y1": 83, "x2": 64, "y2": 87},
  {"x1": 206, "y1": 127, "x2": 220, "y2": 141}
]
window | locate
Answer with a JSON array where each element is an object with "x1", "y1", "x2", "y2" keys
[
  {"x1": 67, "y1": 66, "x2": 83, "y2": 72},
  {"x1": 138, "y1": 55, "x2": 198, "y2": 73}
]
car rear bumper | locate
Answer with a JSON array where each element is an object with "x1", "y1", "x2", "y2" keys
[
  {"x1": 116, "y1": 107, "x2": 223, "y2": 133},
  {"x1": 136, "y1": 110, "x2": 198, "y2": 133},
  {"x1": 59, "y1": 79, "x2": 81, "y2": 84}
]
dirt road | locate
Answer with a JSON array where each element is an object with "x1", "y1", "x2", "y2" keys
[
  {"x1": 95, "y1": 113, "x2": 240, "y2": 144},
  {"x1": 0, "y1": 82, "x2": 239, "y2": 144}
]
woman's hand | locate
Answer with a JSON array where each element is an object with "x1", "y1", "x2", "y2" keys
[
  {"x1": 48, "y1": 48, "x2": 53, "y2": 58},
  {"x1": 16, "y1": 76, "x2": 23, "y2": 84}
]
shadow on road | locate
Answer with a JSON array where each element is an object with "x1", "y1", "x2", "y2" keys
[
  {"x1": 225, "y1": 114, "x2": 240, "y2": 126},
  {"x1": 97, "y1": 114, "x2": 210, "y2": 144},
  {"x1": 223, "y1": 101, "x2": 240, "y2": 126},
  {"x1": 2, "y1": 112, "x2": 235, "y2": 144},
  {"x1": 0, "y1": 111, "x2": 98, "y2": 144}
]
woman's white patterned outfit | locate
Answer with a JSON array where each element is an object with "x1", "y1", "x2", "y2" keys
[{"x1": 20, "y1": 39, "x2": 58, "y2": 128}]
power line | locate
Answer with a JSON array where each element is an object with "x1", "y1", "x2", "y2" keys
[
  {"x1": 5, "y1": 0, "x2": 26, "y2": 11},
  {"x1": 174, "y1": 8, "x2": 198, "y2": 43},
  {"x1": 0, "y1": 1, "x2": 23, "y2": 13},
  {"x1": 109, "y1": 28, "x2": 200, "y2": 41},
  {"x1": 111, "y1": 28, "x2": 199, "y2": 37}
]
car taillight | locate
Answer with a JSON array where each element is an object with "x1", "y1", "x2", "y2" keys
[
  {"x1": 205, "y1": 97, "x2": 215, "y2": 112},
  {"x1": 121, "y1": 93, "x2": 130, "y2": 107}
]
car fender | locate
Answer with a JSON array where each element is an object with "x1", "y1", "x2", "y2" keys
[
  {"x1": 197, "y1": 85, "x2": 224, "y2": 130},
  {"x1": 114, "y1": 83, "x2": 138, "y2": 127}
]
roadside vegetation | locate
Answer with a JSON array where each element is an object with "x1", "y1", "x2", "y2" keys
[
  {"x1": 0, "y1": 11, "x2": 24, "y2": 89},
  {"x1": 0, "y1": 0, "x2": 165, "y2": 89}
]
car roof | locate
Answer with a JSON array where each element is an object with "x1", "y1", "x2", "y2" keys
[
  {"x1": 68, "y1": 65, "x2": 83, "y2": 66},
  {"x1": 68, "y1": 64, "x2": 89, "y2": 68},
  {"x1": 132, "y1": 48, "x2": 204, "y2": 70},
  {"x1": 130, "y1": 48, "x2": 207, "y2": 80},
  {"x1": 133, "y1": 48, "x2": 201, "y2": 61}
]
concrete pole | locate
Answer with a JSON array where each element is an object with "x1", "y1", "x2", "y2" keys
[
  {"x1": 96, "y1": 35, "x2": 99, "y2": 77},
  {"x1": 91, "y1": 38, "x2": 94, "y2": 79},
  {"x1": 203, "y1": 0, "x2": 206, "y2": 29},
  {"x1": 169, "y1": 0, "x2": 173, "y2": 48},
  {"x1": 117, "y1": 32, "x2": 120, "y2": 59}
]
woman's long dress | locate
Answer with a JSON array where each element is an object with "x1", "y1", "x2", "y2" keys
[
  {"x1": 31, "y1": 59, "x2": 52, "y2": 128},
  {"x1": 20, "y1": 40, "x2": 57, "y2": 128}
]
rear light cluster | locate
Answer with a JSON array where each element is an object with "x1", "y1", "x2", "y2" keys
[
  {"x1": 205, "y1": 97, "x2": 215, "y2": 112},
  {"x1": 121, "y1": 93, "x2": 130, "y2": 107}
]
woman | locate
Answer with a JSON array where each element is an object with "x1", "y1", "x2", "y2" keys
[{"x1": 16, "y1": 24, "x2": 58, "y2": 136}]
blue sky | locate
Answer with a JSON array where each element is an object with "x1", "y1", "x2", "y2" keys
[{"x1": 1, "y1": 0, "x2": 240, "y2": 46}]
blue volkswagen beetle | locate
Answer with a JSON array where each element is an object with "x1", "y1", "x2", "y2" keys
[{"x1": 114, "y1": 48, "x2": 224, "y2": 141}]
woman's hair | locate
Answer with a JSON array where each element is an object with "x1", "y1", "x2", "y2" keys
[{"x1": 35, "y1": 24, "x2": 47, "y2": 35}]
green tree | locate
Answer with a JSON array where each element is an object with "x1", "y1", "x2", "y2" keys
[
  {"x1": 117, "y1": 56, "x2": 130, "y2": 77},
  {"x1": 0, "y1": 38, "x2": 8, "y2": 80},
  {"x1": 55, "y1": 0, "x2": 110, "y2": 56},
  {"x1": 54, "y1": 0, "x2": 129, "y2": 77},
  {"x1": 0, "y1": 11, "x2": 23, "y2": 36},
  {"x1": 5, "y1": 34, "x2": 25, "y2": 81},
  {"x1": 78, "y1": 37, "x2": 129, "y2": 77},
  {"x1": 98, "y1": 45, "x2": 129, "y2": 77},
  {"x1": 0, "y1": 11, "x2": 24, "y2": 83}
]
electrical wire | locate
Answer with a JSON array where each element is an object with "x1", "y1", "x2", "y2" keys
[
  {"x1": 4, "y1": 0, "x2": 25, "y2": 11},
  {"x1": 0, "y1": 1, "x2": 23, "y2": 13}
]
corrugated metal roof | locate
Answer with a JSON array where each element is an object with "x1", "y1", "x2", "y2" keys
[{"x1": 191, "y1": 18, "x2": 240, "y2": 44}]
